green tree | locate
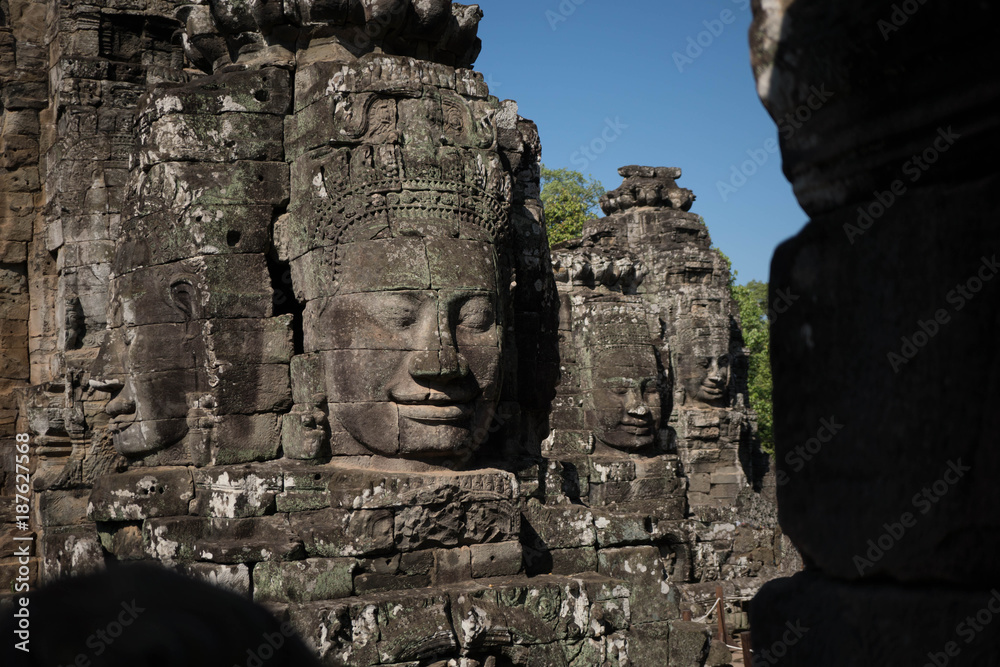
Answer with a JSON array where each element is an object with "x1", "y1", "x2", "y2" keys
[
  {"x1": 732, "y1": 279, "x2": 774, "y2": 454},
  {"x1": 541, "y1": 165, "x2": 604, "y2": 244}
]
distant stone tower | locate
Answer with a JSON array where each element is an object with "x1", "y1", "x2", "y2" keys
[{"x1": 552, "y1": 166, "x2": 767, "y2": 519}]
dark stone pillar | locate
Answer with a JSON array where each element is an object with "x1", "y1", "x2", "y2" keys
[{"x1": 749, "y1": 0, "x2": 1000, "y2": 663}]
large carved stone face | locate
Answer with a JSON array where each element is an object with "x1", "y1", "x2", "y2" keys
[
  {"x1": 678, "y1": 348, "x2": 730, "y2": 407},
  {"x1": 305, "y1": 237, "x2": 502, "y2": 460},
  {"x1": 102, "y1": 273, "x2": 209, "y2": 456},
  {"x1": 589, "y1": 345, "x2": 662, "y2": 450}
]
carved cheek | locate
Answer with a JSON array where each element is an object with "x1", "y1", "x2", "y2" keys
[
  {"x1": 322, "y1": 349, "x2": 408, "y2": 402},
  {"x1": 132, "y1": 370, "x2": 192, "y2": 421},
  {"x1": 459, "y1": 345, "x2": 501, "y2": 401},
  {"x1": 646, "y1": 391, "x2": 663, "y2": 423},
  {"x1": 121, "y1": 369, "x2": 191, "y2": 451},
  {"x1": 592, "y1": 388, "x2": 627, "y2": 429}
]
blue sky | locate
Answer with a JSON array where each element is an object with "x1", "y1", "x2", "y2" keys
[{"x1": 473, "y1": 0, "x2": 807, "y2": 284}]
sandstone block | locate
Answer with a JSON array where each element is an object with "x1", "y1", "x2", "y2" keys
[
  {"x1": 254, "y1": 558, "x2": 356, "y2": 603},
  {"x1": 88, "y1": 467, "x2": 193, "y2": 521}
]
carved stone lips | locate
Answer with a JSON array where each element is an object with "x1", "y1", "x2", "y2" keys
[
  {"x1": 701, "y1": 383, "x2": 724, "y2": 396},
  {"x1": 396, "y1": 403, "x2": 473, "y2": 421},
  {"x1": 619, "y1": 415, "x2": 653, "y2": 435},
  {"x1": 393, "y1": 390, "x2": 476, "y2": 422},
  {"x1": 108, "y1": 416, "x2": 134, "y2": 434}
]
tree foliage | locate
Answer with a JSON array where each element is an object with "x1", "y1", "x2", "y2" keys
[
  {"x1": 732, "y1": 279, "x2": 774, "y2": 454},
  {"x1": 540, "y1": 165, "x2": 604, "y2": 244}
]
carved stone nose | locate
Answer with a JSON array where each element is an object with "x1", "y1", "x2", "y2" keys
[
  {"x1": 408, "y1": 349, "x2": 468, "y2": 381},
  {"x1": 625, "y1": 388, "x2": 648, "y2": 415},
  {"x1": 106, "y1": 389, "x2": 136, "y2": 417}
]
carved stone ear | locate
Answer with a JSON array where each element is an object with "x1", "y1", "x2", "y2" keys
[{"x1": 169, "y1": 278, "x2": 199, "y2": 320}]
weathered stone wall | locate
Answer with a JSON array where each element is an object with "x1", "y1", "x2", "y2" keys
[
  {"x1": 0, "y1": 0, "x2": 43, "y2": 589},
  {"x1": 749, "y1": 0, "x2": 1000, "y2": 664}
]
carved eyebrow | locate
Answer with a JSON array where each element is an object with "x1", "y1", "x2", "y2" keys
[
  {"x1": 363, "y1": 292, "x2": 427, "y2": 321},
  {"x1": 600, "y1": 376, "x2": 637, "y2": 387},
  {"x1": 367, "y1": 292, "x2": 424, "y2": 307}
]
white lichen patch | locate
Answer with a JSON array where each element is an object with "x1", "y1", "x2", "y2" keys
[
  {"x1": 150, "y1": 525, "x2": 180, "y2": 559},
  {"x1": 560, "y1": 584, "x2": 591, "y2": 632},
  {"x1": 155, "y1": 95, "x2": 184, "y2": 116},
  {"x1": 352, "y1": 605, "x2": 379, "y2": 647},
  {"x1": 312, "y1": 171, "x2": 330, "y2": 199},
  {"x1": 205, "y1": 471, "x2": 274, "y2": 518},
  {"x1": 326, "y1": 69, "x2": 350, "y2": 95},
  {"x1": 70, "y1": 539, "x2": 94, "y2": 569},
  {"x1": 219, "y1": 96, "x2": 248, "y2": 112},
  {"x1": 592, "y1": 463, "x2": 612, "y2": 483},
  {"x1": 353, "y1": 483, "x2": 385, "y2": 509}
]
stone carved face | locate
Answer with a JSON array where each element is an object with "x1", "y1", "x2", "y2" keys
[
  {"x1": 305, "y1": 237, "x2": 503, "y2": 461},
  {"x1": 589, "y1": 345, "x2": 662, "y2": 451},
  {"x1": 678, "y1": 349, "x2": 730, "y2": 407},
  {"x1": 99, "y1": 248, "x2": 282, "y2": 462},
  {"x1": 103, "y1": 273, "x2": 209, "y2": 456}
]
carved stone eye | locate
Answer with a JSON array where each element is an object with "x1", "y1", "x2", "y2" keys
[
  {"x1": 456, "y1": 295, "x2": 494, "y2": 331},
  {"x1": 369, "y1": 294, "x2": 422, "y2": 329}
]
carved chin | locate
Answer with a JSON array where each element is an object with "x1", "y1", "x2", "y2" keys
[
  {"x1": 598, "y1": 428, "x2": 656, "y2": 451},
  {"x1": 397, "y1": 401, "x2": 495, "y2": 459},
  {"x1": 332, "y1": 401, "x2": 496, "y2": 460}
]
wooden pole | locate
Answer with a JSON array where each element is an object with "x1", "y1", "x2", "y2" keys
[
  {"x1": 682, "y1": 610, "x2": 692, "y2": 622},
  {"x1": 741, "y1": 631, "x2": 753, "y2": 666},
  {"x1": 715, "y1": 586, "x2": 728, "y2": 642}
]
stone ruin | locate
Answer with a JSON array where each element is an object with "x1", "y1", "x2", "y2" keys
[{"x1": 0, "y1": 2, "x2": 795, "y2": 665}]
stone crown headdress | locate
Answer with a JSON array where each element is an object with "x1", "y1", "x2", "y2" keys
[
  {"x1": 578, "y1": 301, "x2": 658, "y2": 351},
  {"x1": 303, "y1": 145, "x2": 513, "y2": 251}
]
